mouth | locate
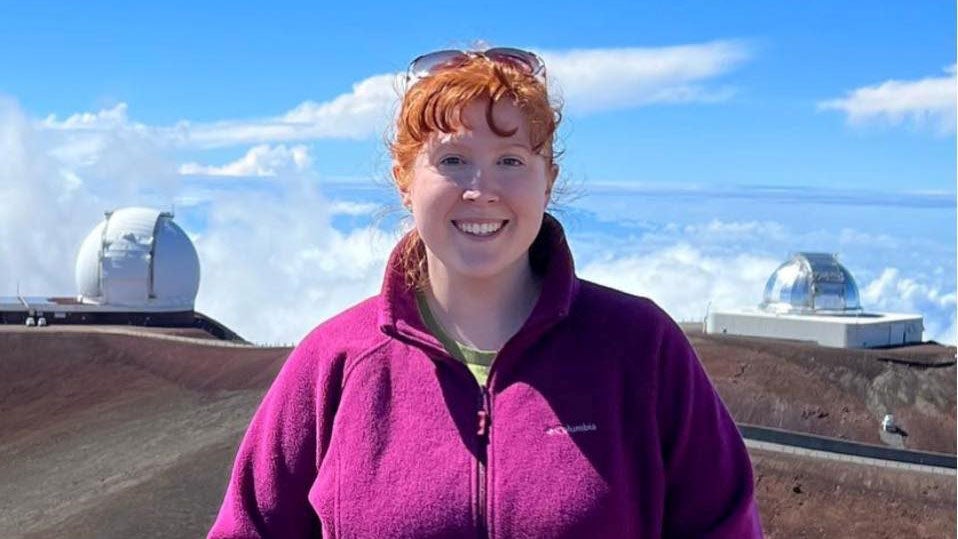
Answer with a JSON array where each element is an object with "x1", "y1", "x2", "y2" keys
[{"x1": 452, "y1": 219, "x2": 509, "y2": 237}]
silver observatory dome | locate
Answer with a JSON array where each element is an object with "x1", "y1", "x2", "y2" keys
[{"x1": 761, "y1": 252, "x2": 861, "y2": 314}]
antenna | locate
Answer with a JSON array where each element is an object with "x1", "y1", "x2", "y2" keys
[
  {"x1": 703, "y1": 300, "x2": 712, "y2": 333},
  {"x1": 16, "y1": 281, "x2": 29, "y2": 310}
]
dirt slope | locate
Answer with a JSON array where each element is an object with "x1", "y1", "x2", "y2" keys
[
  {"x1": 689, "y1": 330, "x2": 956, "y2": 454},
  {"x1": 0, "y1": 328, "x2": 953, "y2": 538},
  {"x1": 751, "y1": 449, "x2": 954, "y2": 538}
]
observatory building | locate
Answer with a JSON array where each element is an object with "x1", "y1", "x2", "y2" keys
[
  {"x1": 75, "y1": 206, "x2": 200, "y2": 311},
  {"x1": 706, "y1": 252, "x2": 923, "y2": 348},
  {"x1": 1, "y1": 207, "x2": 241, "y2": 340}
]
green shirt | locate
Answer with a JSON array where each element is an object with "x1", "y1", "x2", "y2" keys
[{"x1": 415, "y1": 291, "x2": 498, "y2": 386}]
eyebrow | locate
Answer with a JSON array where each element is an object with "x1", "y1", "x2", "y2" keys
[
  {"x1": 498, "y1": 142, "x2": 533, "y2": 152},
  {"x1": 432, "y1": 141, "x2": 532, "y2": 152}
]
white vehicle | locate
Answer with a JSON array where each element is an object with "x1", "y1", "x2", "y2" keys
[
  {"x1": 25, "y1": 317, "x2": 36, "y2": 327},
  {"x1": 37, "y1": 317, "x2": 48, "y2": 327},
  {"x1": 881, "y1": 414, "x2": 896, "y2": 433}
]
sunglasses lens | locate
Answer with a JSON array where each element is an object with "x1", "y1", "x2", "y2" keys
[
  {"x1": 408, "y1": 50, "x2": 469, "y2": 80},
  {"x1": 484, "y1": 47, "x2": 544, "y2": 77},
  {"x1": 406, "y1": 48, "x2": 546, "y2": 84}
]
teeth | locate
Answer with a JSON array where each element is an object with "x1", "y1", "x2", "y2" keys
[{"x1": 456, "y1": 221, "x2": 504, "y2": 236}]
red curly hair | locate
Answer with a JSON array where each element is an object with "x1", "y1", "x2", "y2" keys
[{"x1": 389, "y1": 52, "x2": 562, "y2": 289}]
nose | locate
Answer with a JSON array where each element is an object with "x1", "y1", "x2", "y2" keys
[{"x1": 460, "y1": 167, "x2": 500, "y2": 203}]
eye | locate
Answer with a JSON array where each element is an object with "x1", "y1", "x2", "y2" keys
[
  {"x1": 439, "y1": 155, "x2": 466, "y2": 166},
  {"x1": 499, "y1": 156, "x2": 525, "y2": 167}
]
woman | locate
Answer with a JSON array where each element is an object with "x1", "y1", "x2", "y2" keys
[{"x1": 209, "y1": 48, "x2": 763, "y2": 538}]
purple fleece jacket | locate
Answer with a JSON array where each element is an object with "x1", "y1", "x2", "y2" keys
[{"x1": 209, "y1": 215, "x2": 763, "y2": 538}]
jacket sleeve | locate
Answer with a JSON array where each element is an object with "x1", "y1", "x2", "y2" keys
[
  {"x1": 655, "y1": 320, "x2": 764, "y2": 538},
  {"x1": 208, "y1": 336, "x2": 342, "y2": 538}
]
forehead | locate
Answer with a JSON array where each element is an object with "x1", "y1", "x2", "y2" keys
[{"x1": 435, "y1": 98, "x2": 531, "y2": 145}]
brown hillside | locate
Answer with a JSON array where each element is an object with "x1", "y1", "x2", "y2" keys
[
  {"x1": 688, "y1": 329, "x2": 956, "y2": 454},
  {"x1": 751, "y1": 448, "x2": 955, "y2": 538},
  {"x1": 0, "y1": 328, "x2": 953, "y2": 538}
]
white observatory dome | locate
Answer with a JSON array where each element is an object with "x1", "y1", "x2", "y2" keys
[
  {"x1": 75, "y1": 207, "x2": 200, "y2": 310},
  {"x1": 761, "y1": 252, "x2": 861, "y2": 314}
]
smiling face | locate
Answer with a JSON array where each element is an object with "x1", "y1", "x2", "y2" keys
[{"x1": 399, "y1": 98, "x2": 556, "y2": 286}]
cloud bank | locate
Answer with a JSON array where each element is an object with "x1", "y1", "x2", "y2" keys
[
  {"x1": 40, "y1": 74, "x2": 401, "y2": 153},
  {"x1": 569, "y1": 210, "x2": 956, "y2": 345},
  {"x1": 190, "y1": 178, "x2": 396, "y2": 344},
  {"x1": 819, "y1": 64, "x2": 957, "y2": 135},
  {"x1": 179, "y1": 73, "x2": 401, "y2": 148},
  {"x1": 4, "y1": 89, "x2": 956, "y2": 346},
  {"x1": 579, "y1": 243, "x2": 780, "y2": 323},
  {"x1": 37, "y1": 41, "x2": 752, "y2": 159},
  {"x1": 860, "y1": 268, "x2": 957, "y2": 344},
  {"x1": 4, "y1": 38, "x2": 955, "y2": 346},
  {"x1": 577, "y1": 243, "x2": 955, "y2": 345},
  {"x1": 3, "y1": 96, "x2": 396, "y2": 344},
  {"x1": 0, "y1": 97, "x2": 179, "y2": 299},
  {"x1": 541, "y1": 40, "x2": 750, "y2": 113},
  {"x1": 179, "y1": 144, "x2": 312, "y2": 177}
]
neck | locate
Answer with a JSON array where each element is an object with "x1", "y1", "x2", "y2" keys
[{"x1": 423, "y1": 252, "x2": 541, "y2": 351}]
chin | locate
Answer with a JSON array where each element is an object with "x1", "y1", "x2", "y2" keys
[
  {"x1": 448, "y1": 253, "x2": 525, "y2": 282},
  {"x1": 449, "y1": 263, "x2": 508, "y2": 281}
]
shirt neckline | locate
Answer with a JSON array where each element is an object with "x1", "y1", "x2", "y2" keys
[{"x1": 415, "y1": 290, "x2": 497, "y2": 366}]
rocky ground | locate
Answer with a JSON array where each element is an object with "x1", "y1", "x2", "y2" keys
[
  {"x1": 0, "y1": 327, "x2": 953, "y2": 538},
  {"x1": 751, "y1": 448, "x2": 954, "y2": 538},
  {"x1": 686, "y1": 327, "x2": 956, "y2": 454}
]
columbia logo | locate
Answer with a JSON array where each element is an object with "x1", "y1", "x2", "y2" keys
[{"x1": 545, "y1": 423, "x2": 598, "y2": 436}]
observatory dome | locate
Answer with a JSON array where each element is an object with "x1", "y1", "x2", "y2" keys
[
  {"x1": 75, "y1": 207, "x2": 200, "y2": 310},
  {"x1": 761, "y1": 252, "x2": 861, "y2": 314}
]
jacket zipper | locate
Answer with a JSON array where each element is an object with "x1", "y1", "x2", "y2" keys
[{"x1": 476, "y1": 385, "x2": 491, "y2": 538}]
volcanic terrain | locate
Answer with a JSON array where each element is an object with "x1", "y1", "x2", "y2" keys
[{"x1": 0, "y1": 326, "x2": 953, "y2": 538}]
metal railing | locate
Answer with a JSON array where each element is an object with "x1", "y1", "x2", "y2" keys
[{"x1": 739, "y1": 423, "x2": 956, "y2": 469}]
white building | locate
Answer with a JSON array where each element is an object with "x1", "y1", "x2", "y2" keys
[
  {"x1": 706, "y1": 252, "x2": 923, "y2": 348},
  {"x1": 1, "y1": 206, "x2": 244, "y2": 340},
  {"x1": 74, "y1": 206, "x2": 200, "y2": 310}
]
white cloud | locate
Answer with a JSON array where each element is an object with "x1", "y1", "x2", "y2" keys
[
  {"x1": 192, "y1": 177, "x2": 395, "y2": 344},
  {"x1": 3, "y1": 96, "x2": 396, "y2": 345},
  {"x1": 36, "y1": 42, "x2": 752, "y2": 155},
  {"x1": 328, "y1": 200, "x2": 381, "y2": 216},
  {"x1": 569, "y1": 209, "x2": 955, "y2": 346},
  {"x1": 540, "y1": 40, "x2": 751, "y2": 113},
  {"x1": 179, "y1": 73, "x2": 400, "y2": 148},
  {"x1": 837, "y1": 228, "x2": 899, "y2": 249},
  {"x1": 39, "y1": 102, "x2": 180, "y2": 194},
  {"x1": 8, "y1": 84, "x2": 956, "y2": 348},
  {"x1": 860, "y1": 268, "x2": 957, "y2": 343},
  {"x1": 684, "y1": 219, "x2": 788, "y2": 243},
  {"x1": 0, "y1": 97, "x2": 178, "y2": 298},
  {"x1": 579, "y1": 243, "x2": 781, "y2": 323},
  {"x1": 578, "y1": 244, "x2": 956, "y2": 345},
  {"x1": 40, "y1": 73, "x2": 400, "y2": 153},
  {"x1": 42, "y1": 102, "x2": 138, "y2": 131},
  {"x1": 178, "y1": 144, "x2": 312, "y2": 177},
  {"x1": 818, "y1": 64, "x2": 957, "y2": 135}
]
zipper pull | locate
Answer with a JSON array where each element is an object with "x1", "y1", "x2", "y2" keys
[
  {"x1": 477, "y1": 410, "x2": 489, "y2": 436},
  {"x1": 477, "y1": 386, "x2": 491, "y2": 437}
]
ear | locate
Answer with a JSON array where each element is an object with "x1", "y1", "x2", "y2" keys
[
  {"x1": 544, "y1": 164, "x2": 558, "y2": 206},
  {"x1": 393, "y1": 164, "x2": 412, "y2": 208}
]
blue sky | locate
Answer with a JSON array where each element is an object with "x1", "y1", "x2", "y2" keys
[
  {"x1": 2, "y1": 1, "x2": 954, "y2": 190},
  {"x1": 0, "y1": 2, "x2": 954, "y2": 344}
]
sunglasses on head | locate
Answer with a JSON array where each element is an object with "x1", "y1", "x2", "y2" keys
[{"x1": 405, "y1": 47, "x2": 546, "y2": 85}]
